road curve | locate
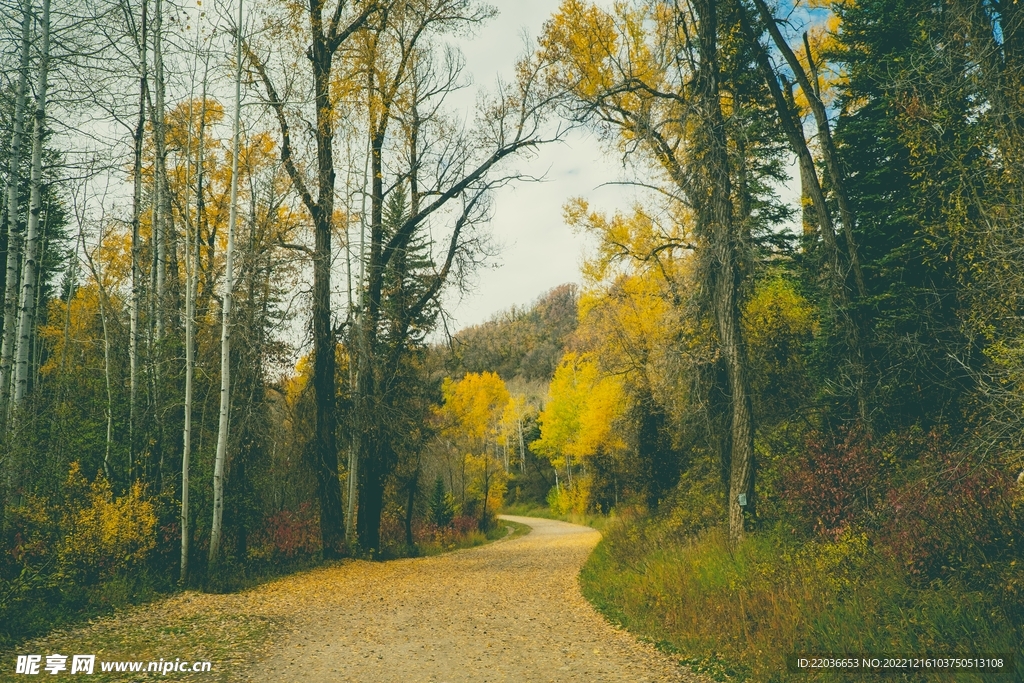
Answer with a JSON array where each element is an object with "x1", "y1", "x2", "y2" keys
[{"x1": 247, "y1": 515, "x2": 698, "y2": 682}]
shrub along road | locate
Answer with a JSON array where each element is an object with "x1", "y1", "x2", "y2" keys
[{"x1": 248, "y1": 515, "x2": 698, "y2": 682}]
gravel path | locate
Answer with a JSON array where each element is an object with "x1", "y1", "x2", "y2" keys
[{"x1": 245, "y1": 515, "x2": 698, "y2": 682}]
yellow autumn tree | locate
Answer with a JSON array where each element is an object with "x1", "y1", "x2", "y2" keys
[
  {"x1": 435, "y1": 372, "x2": 511, "y2": 528},
  {"x1": 532, "y1": 352, "x2": 625, "y2": 513}
]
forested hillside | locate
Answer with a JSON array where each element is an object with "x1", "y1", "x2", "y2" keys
[
  {"x1": 1, "y1": 0, "x2": 1023, "y2": 678},
  {"x1": 447, "y1": 283, "x2": 578, "y2": 382}
]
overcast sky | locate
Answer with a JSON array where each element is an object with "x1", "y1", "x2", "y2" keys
[{"x1": 440, "y1": 0, "x2": 636, "y2": 332}]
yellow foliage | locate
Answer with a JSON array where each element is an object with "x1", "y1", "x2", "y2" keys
[
  {"x1": 532, "y1": 353, "x2": 625, "y2": 471},
  {"x1": 436, "y1": 373, "x2": 515, "y2": 516},
  {"x1": 547, "y1": 477, "x2": 592, "y2": 516},
  {"x1": 58, "y1": 463, "x2": 157, "y2": 580},
  {"x1": 566, "y1": 198, "x2": 692, "y2": 285},
  {"x1": 787, "y1": 6, "x2": 848, "y2": 113},
  {"x1": 465, "y1": 452, "x2": 508, "y2": 515},
  {"x1": 540, "y1": 0, "x2": 620, "y2": 101},
  {"x1": 437, "y1": 372, "x2": 510, "y2": 449},
  {"x1": 743, "y1": 276, "x2": 816, "y2": 348},
  {"x1": 742, "y1": 276, "x2": 816, "y2": 417}
]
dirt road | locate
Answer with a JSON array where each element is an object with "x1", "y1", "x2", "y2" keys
[
  {"x1": 245, "y1": 515, "x2": 696, "y2": 682},
  {"x1": 4, "y1": 516, "x2": 699, "y2": 682}
]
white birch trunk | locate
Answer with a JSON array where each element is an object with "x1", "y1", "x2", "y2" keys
[
  {"x1": 209, "y1": 0, "x2": 243, "y2": 565},
  {"x1": 129, "y1": 0, "x2": 149, "y2": 480},
  {"x1": 151, "y1": 0, "x2": 166, "y2": 343},
  {"x1": 517, "y1": 416, "x2": 525, "y2": 473},
  {"x1": 181, "y1": 68, "x2": 208, "y2": 584},
  {"x1": 81, "y1": 224, "x2": 114, "y2": 479},
  {"x1": 1, "y1": 0, "x2": 32, "y2": 423},
  {"x1": 13, "y1": 0, "x2": 50, "y2": 406}
]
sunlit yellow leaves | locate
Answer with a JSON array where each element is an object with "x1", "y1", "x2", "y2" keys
[
  {"x1": 578, "y1": 274, "x2": 671, "y2": 365},
  {"x1": 437, "y1": 372, "x2": 510, "y2": 448},
  {"x1": 57, "y1": 463, "x2": 157, "y2": 581},
  {"x1": 500, "y1": 394, "x2": 534, "y2": 446},
  {"x1": 435, "y1": 372, "x2": 519, "y2": 516},
  {"x1": 566, "y1": 198, "x2": 692, "y2": 286},
  {"x1": 540, "y1": 0, "x2": 619, "y2": 100},
  {"x1": 532, "y1": 352, "x2": 625, "y2": 471},
  {"x1": 795, "y1": 25, "x2": 847, "y2": 112},
  {"x1": 93, "y1": 227, "x2": 134, "y2": 291}
]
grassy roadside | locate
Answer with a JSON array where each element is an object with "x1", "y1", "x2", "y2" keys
[
  {"x1": 0, "y1": 519, "x2": 529, "y2": 682},
  {"x1": 497, "y1": 518, "x2": 532, "y2": 540},
  {"x1": 579, "y1": 515, "x2": 1023, "y2": 683}
]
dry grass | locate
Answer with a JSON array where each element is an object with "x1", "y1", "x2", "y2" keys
[{"x1": 580, "y1": 519, "x2": 1021, "y2": 682}]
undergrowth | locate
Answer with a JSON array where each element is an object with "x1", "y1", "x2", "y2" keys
[{"x1": 580, "y1": 514, "x2": 1023, "y2": 682}]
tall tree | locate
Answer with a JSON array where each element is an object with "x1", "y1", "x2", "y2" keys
[
  {"x1": 13, "y1": 0, "x2": 51, "y2": 407},
  {"x1": 1, "y1": 0, "x2": 31, "y2": 425},
  {"x1": 541, "y1": 0, "x2": 760, "y2": 541},
  {"x1": 246, "y1": 0, "x2": 379, "y2": 558},
  {"x1": 349, "y1": 1, "x2": 563, "y2": 551},
  {"x1": 209, "y1": 0, "x2": 244, "y2": 569},
  {"x1": 744, "y1": 0, "x2": 870, "y2": 423},
  {"x1": 127, "y1": 0, "x2": 148, "y2": 481}
]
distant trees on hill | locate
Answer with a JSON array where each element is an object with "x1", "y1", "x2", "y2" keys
[{"x1": 447, "y1": 284, "x2": 579, "y2": 382}]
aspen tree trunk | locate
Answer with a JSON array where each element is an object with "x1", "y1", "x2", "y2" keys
[
  {"x1": 1, "y1": 0, "x2": 32, "y2": 424},
  {"x1": 152, "y1": 0, "x2": 167, "y2": 344},
  {"x1": 0, "y1": 189, "x2": 6, "y2": 293},
  {"x1": 344, "y1": 150, "x2": 364, "y2": 546},
  {"x1": 149, "y1": 0, "x2": 170, "y2": 489},
  {"x1": 209, "y1": 0, "x2": 243, "y2": 568},
  {"x1": 181, "y1": 70, "x2": 208, "y2": 585},
  {"x1": 129, "y1": 0, "x2": 149, "y2": 481},
  {"x1": 518, "y1": 417, "x2": 525, "y2": 473},
  {"x1": 13, "y1": 0, "x2": 50, "y2": 406},
  {"x1": 31, "y1": 221, "x2": 47, "y2": 384},
  {"x1": 82, "y1": 226, "x2": 115, "y2": 479},
  {"x1": 481, "y1": 453, "x2": 490, "y2": 530},
  {"x1": 100, "y1": 294, "x2": 113, "y2": 477}
]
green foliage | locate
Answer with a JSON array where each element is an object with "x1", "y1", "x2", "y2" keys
[
  {"x1": 427, "y1": 476, "x2": 456, "y2": 528},
  {"x1": 827, "y1": 0, "x2": 984, "y2": 428}
]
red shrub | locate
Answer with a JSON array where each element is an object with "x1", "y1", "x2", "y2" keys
[
  {"x1": 452, "y1": 515, "x2": 478, "y2": 535},
  {"x1": 780, "y1": 425, "x2": 882, "y2": 538},
  {"x1": 252, "y1": 503, "x2": 321, "y2": 560},
  {"x1": 877, "y1": 442, "x2": 1022, "y2": 582}
]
